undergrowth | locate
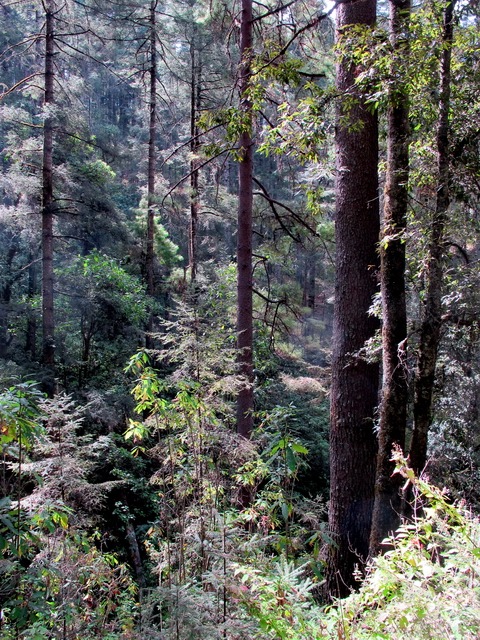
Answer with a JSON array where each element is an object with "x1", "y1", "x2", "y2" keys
[
  {"x1": 236, "y1": 451, "x2": 480, "y2": 640},
  {"x1": 2, "y1": 369, "x2": 480, "y2": 639}
]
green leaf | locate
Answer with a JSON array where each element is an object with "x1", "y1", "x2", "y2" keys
[
  {"x1": 291, "y1": 443, "x2": 308, "y2": 454},
  {"x1": 259, "y1": 618, "x2": 269, "y2": 631},
  {"x1": 286, "y1": 446, "x2": 296, "y2": 473}
]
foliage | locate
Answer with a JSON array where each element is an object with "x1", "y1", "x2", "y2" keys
[
  {"x1": 122, "y1": 338, "x2": 329, "y2": 637},
  {"x1": 56, "y1": 250, "x2": 148, "y2": 386},
  {"x1": 0, "y1": 383, "x2": 139, "y2": 639},
  {"x1": 129, "y1": 200, "x2": 182, "y2": 269},
  {"x1": 328, "y1": 453, "x2": 480, "y2": 639},
  {"x1": 234, "y1": 456, "x2": 480, "y2": 640},
  {"x1": 0, "y1": 381, "x2": 44, "y2": 457},
  {"x1": 0, "y1": 524, "x2": 139, "y2": 640},
  {"x1": 231, "y1": 557, "x2": 325, "y2": 639},
  {"x1": 1, "y1": 0, "x2": 480, "y2": 637}
]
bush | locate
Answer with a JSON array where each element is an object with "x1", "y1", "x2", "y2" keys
[{"x1": 236, "y1": 454, "x2": 480, "y2": 639}]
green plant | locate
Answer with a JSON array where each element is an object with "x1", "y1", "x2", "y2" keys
[
  {"x1": 231, "y1": 557, "x2": 325, "y2": 639},
  {"x1": 325, "y1": 451, "x2": 480, "y2": 639},
  {"x1": 0, "y1": 382, "x2": 139, "y2": 639}
]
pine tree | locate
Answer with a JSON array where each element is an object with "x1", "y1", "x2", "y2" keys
[
  {"x1": 370, "y1": 0, "x2": 411, "y2": 556},
  {"x1": 326, "y1": 0, "x2": 380, "y2": 597},
  {"x1": 236, "y1": 0, "x2": 254, "y2": 439}
]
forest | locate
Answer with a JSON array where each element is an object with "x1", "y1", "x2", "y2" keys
[{"x1": 0, "y1": 0, "x2": 479, "y2": 637}]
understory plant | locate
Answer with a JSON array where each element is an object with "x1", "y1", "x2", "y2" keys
[
  {"x1": 123, "y1": 335, "x2": 320, "y2": 638},
  {"x1": 328, "y1": 451, "x2": 480, "y2": 639},
  {"x1": 232, "y1": 454, "x2": 480, "y2": 640},
  {"x1": 0, "y1": 382, "x2": 139, "y2": 639}
]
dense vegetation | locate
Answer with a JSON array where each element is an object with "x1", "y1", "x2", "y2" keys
[{"x1": 0, "y1": 0, "x2": 480, "y2": 637}]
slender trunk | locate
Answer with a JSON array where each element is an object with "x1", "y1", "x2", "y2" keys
[
  {"x1": 145, "y1": 0, "x2": 157, "y2": 350},
  {"x1": 126, "y1": 520, "x2": 145, "y2": 587},
  {"x1": 42, "y1": 0, "x2": 55, "y2": 379},
  {"x1": 307, "y1": 256, "x2": 315, "y2": 311},
  {"x1": 236, "y1": 0, "x2": 254, "y2": 439},
  {"x1": 370, "y1": 0, "x2": 411, "y2": 556},
  {"x1": 326, "y1": 0, "x2": 380, "y2": 598},
  {"x1": 0, "y1": 248, "x2": 15, "y2": 359},
  {"x1": 26, "y1": 253, "x2": 37, "y2": 360},
  {"x1": 409, "y1": 0, "x2": 456, "y2": 475},
  {"x1": 80, "y1": 318, "x2": 94, "y2": 386},
  {"x1": 302, "y1": 252, "x2": 308, "y2": 308},
  {"x1": 0, "y1": 286, "x2": 11, "y2": 359},
  {"x1": 121, "y1": 490, "x2": 145, "y2": 586},
  {"x1": 189, "y1": 33, "x2": 201, "y2": 284}
]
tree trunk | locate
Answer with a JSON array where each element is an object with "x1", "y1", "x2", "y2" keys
[
  {"x1": 42, "y1": 0, "x2": 55, "y2": 390},
  {"x1": 236, "y1": 0, "x2": 254, "y2": 439},
  {"x1": 189, "y1": 31, "x2": 201, "y2": 285},
  {"x1": 25, "y1": 252, "x2": 37, "y2": 360},
  {"x1": 0, "y1": 247, "x2": 16, "y2": 359},
  {"x1": 126, "y1": 520, "x2": 145, "y2": 587},
  {"x1": 326, "y1": 0, "x2": 380, "y2": 598},
  {"x1": 145, "y1": 0, "x2": 157, "y2": 350},
  {"x1": 370, "y1": 0, "x2": 411, "y2": 556},
  {"x1": 307, "y1": 255, "x2": 316, "y2": 311},
  {"x1": 0, "y1": 287, "x2": 11, "y2": 360},
  {"x1": 409, "y1": 0, "x2": 456, "y2": 475}
]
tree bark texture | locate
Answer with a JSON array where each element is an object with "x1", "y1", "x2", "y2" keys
[
  {"x1": 326, "y1": 0, "x2": 380, "y2": 598},
  {"x1": 370, "y1": 0, "x2": 411, "y2": 556},
  {"x1": 42, "y1": 0, "x2": 55, "y2": 378},
  {"x1": 145, "y1": 0, "x2": 157, "y2": 350},
  {"x1": 409, "y1": 0, "x2": 455, "y2": 475},
  {"x1": 236, "y1": 0, "x2": 254, "y2": 439}
]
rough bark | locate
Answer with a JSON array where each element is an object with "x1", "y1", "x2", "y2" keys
[
  {"x1": 42, "y1": 0, "x2": 55, "y2": 385},
  {"x1": 370, "y1": 0, "x2": 411, "y2": 556},
  {"x1": 145, "y1": 0, "x2": 157, "y2": 350},
  {"x1": 326, "y1": 0, "x2": 380, "y2": 598},
  {"x1": 409, "y1": 0, "x2": 456, "y2": 475},
  {"x1": 236, "y1": 0, "x2": 254, "y2": 439}
]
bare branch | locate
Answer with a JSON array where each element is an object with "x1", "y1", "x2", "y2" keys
[{"x1": 0, "y1": 74, "x2": 44, "y2": 101}]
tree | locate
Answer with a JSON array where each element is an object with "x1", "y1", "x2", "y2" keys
[
  {"x1": 236, "y1": 0, "x2": 254, "y2": 439},
  {"x1": 370, "y1": 0, "x2": 411, "y2": 555},
  {"x1": 326, "y1": 0, "x2": 380, "y2": 597},
  {"x1": 42, "y1": 0, "x2": 56, "y2": 383},
  {"x1": 409, "y1": 0, "x2": 457, "y2": 475},
  {"x1": 188, "y1": 17, "x2": 201, "y2": 285},
  {"x1": 145, "y1": 0, "x2": 158, "y2": 349}
]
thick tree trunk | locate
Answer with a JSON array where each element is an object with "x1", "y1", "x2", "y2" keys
[
  {"x1": 145, "y1": 0, "x2": 157, "y2": 350},
  {"x1": 409, "y1": 0, "x2": 456, "y2": 475},
  {"x1": 236, "y1": 0, "x2": 254, "y2": 439},
  {"x1": 370, "y1": 0, "x2": 411, "y2": 556},
  {"x1": 42, "y1": 0, "x2": 55, "y2": 386},
  {"x1": 326, "y1": 0, "x2": 380, "y2": 598}
]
